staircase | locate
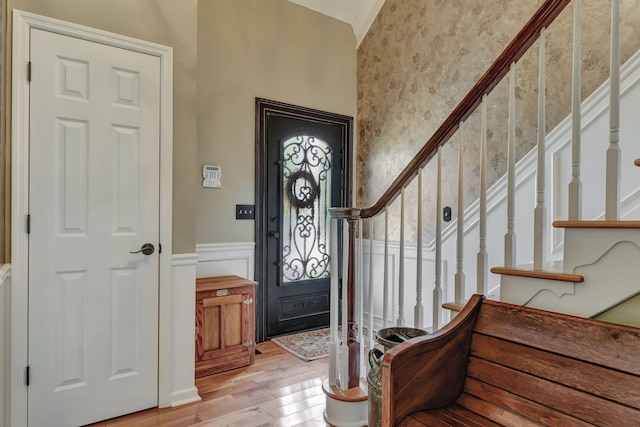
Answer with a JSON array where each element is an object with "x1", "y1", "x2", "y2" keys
[{"x1": 323, "y1": 1, "x2": 640, "y2": 426}]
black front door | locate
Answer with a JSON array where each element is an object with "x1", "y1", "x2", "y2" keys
[{"x1": 256, "y1": 99, "x2": 352, "y2": 340}]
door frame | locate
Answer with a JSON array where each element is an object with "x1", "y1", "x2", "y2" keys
[
  {"x1": 254, "y1": 98, "x2": 352, "y2": 342},
  {"x1": 10, "y1": 11, "x2": 173, "y2": 426}
]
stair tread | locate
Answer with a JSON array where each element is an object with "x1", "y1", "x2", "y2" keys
[
  {"x1": 553, "y1": 220, "x2": 640, "y2": 229},
  {"x1": 491, "y1": 266, "x2": 584, "y2": 283},
  {"x1": 443, "y1": 291, "x2": 500, "y2": 312},
  {"x1": 442, "y1": 302, "x2": 464, "y2": 312}
]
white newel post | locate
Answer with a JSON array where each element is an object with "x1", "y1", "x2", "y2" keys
[{"x1": 606, "y1": 0, "x2": 621, "y2": 220}]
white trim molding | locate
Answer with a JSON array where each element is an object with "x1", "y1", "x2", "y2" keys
[
  {"x1": 353, "y1": 0, "x2": 385, "y2": 47},
  {"x1": 169, "y1": 254, "x2": 201, "y2": 407},
  {"x1": 196, "y1": 242, "x2": 255, "y2": 280},
  {"x1": 10, "y1": 10, "x2": 173, "y2": 426},
  {"x1": 1, "y1": 264, "x2": 10, "y2": 427}
]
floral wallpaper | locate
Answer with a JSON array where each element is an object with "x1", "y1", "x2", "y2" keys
[{"x1": 357, "y1": 0, "x2": 640, "y2": 242}]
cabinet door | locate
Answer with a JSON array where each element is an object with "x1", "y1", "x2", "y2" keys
[{"x1": 196, "y1": 290, "x2": 250, "y2": 362}]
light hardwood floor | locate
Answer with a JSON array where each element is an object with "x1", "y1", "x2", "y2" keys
[{"x1": 89, "y1": 341, "x2": 330, "y2": 427}]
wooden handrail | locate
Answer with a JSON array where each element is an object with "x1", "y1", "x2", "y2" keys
[
  {"x1": 635, "y1": 158, "x2": 640, "y2": 167},
  {"x1": 360, "y1": 0, "x2": 572, "y2": 219}
]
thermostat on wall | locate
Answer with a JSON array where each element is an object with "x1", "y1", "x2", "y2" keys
[{"x1": 203, "y1": 165, "x2": 222, "y2": 188}]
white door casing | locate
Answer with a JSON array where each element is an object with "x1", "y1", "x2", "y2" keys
[
  {"x1": 11, "y1": 11, "x2": 174, "y2": 427},
  {"x1": 28, "y1": 28, "x2": 159, "y2": 426}
]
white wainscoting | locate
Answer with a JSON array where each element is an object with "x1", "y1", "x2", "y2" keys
[
  {"x1": 196, "y1": 242, "x2": 255, "y2": 280},
  {"x1": 360, "y1": 239, "x2": 448, "y2": 332},
  {"x1": 169, "y1": 254, "x2": 201, "y2": 407}
]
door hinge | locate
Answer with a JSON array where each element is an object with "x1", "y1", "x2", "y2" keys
[
  {"x1": 25, "y1": 366, "x2": 30, "y2": 386},
  {"x1": 27, "y1": 214, "x2": 31, "y2": 234},
  {"x1": 27, "y1": 61, "x2": 31, "y2": 82},
  {"x1": 159, "y1": 243, "x2": 162, "y2": 254}
]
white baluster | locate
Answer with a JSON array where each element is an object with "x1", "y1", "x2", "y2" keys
[
  {"x1": 340, "y1": 217, "x2": 349, "y2": 390},
  {"x1": 367, "y1": 219, "x2": 374, "y2": 363},
  {"x1": 414, "y1": 169, "x2": 424, "y2": 327},
  {"x1": 328, "y1": 217, "x2": 339, "y2": 386},
  {"x1": 477, "y1": 95, "x2": 488, "y2": 294},
  {"x1": 455, "y1": 123, "x2": 465, "y2": 304},
  {"x1": 534, "y1": 28, "x2": 547, "y2": 271},
  {"x1": 606, "y1": 0, "x2": 621, "y2": 220},
  {"x1": 397, "y1": 188, "x2": 405, "y2": 326},
  {"x1": 383, "y1": 206, "x2": 389, "y2": 327},
  {"x1": 433, "y1": 147, "x2": 442, "y2": 331},
  {"x1": 357, "y1": 219, "x2": 364, "y2": 375},
  {"x1": 505, "y1": 62, "x2": 517, "y2": 268},
  {"x1": 568, "y1": 0, "x2": 582, "y2": 220}
]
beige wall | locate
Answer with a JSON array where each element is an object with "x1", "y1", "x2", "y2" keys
[
  {"x1": 196, "y1": 0, "x2": 356, "y2": 244},
  {"x1": 6, "y1": 0, "x2": 198, "y2": 254}
]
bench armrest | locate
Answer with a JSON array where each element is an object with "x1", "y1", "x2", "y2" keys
[{"x1": 381, "y1": 295, "x2": 484, "y2": 426}]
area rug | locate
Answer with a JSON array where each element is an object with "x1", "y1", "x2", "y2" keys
[
  {"x1": 271, "y1": 326, "x2": 370, "y2": 361},
  {"x1": 271, "y1": 328, "x2": 332, "y2": 361}
]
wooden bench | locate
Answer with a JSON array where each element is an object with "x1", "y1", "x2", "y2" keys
[{"x1": 381, "y1": 294, "x2": 640, "y2": 426}]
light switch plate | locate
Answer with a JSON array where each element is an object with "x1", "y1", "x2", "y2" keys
[{"x1": 236, "y1": 205, "x2": 255, "y2": 220}]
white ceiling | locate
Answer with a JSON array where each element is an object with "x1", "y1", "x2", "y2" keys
[{"x1": 289, "y1": 0, "x2": 385, "y2": 46}]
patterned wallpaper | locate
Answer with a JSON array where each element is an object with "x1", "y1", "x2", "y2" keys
[{"x1": 357, "y1": 0, "x2": 640, "y2": 242}]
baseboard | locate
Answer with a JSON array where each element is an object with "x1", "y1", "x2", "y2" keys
[
  {"x1": 196, "y1": 242, "x2": 255, "y2": 280},
  {"x1": 169, "y1": 386, "x2": 201, "y2": 407}
]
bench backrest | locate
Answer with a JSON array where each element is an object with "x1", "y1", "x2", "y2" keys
[{"x1": 462, "y1": 299, "x2": 640, "y2": 426}]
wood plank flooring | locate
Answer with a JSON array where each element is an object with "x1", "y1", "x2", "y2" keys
[{"x1": 89, "y1": 341, "x2": 330, "y2": 427}]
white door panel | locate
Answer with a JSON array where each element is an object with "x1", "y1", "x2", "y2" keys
[{"x1": 29, "y1": 28, "x2": 160, "y2": 426}]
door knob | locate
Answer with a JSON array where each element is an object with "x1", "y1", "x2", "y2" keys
[
  {"x1": 269, "y1": 231, "x2": 280, "y2": 238},
  {"x1": 130, "y1": 243, "x2": 155, "y2": 255}
]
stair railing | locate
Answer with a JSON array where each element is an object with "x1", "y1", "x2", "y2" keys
[{"x1": 327, "y1": 0, "x2": 629, "y2": 395}]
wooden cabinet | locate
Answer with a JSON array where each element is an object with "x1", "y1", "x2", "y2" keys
[{"x1": 195, "y1": 275, "x2": 258, "y2": 378}]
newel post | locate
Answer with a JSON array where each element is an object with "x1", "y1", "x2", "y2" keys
[
  {"x1": 324, "y1": 209, "x2": 366, "y2": 427},
  {"x1": 328, "y1": 207, "x2": 362, "y2": 390},
  {"x1": 345, "y1": 215, "x2": 360, "y2": 388}
]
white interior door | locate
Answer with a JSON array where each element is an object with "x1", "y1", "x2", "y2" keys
[{"x1": 28, "y1": 28, "x2": 161, "y2": 426}]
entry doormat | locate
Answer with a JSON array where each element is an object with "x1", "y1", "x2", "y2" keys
[
  {"x1": 270, "y1": 327, "x2": 369, "y2": 362},
  {"x1": 271, "y1": 328, "x2": 331, "y2": 361}
]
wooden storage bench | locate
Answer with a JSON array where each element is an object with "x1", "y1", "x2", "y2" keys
[
  {"x1": 195, "y1": 275, "x2": 258, "y2": 378},
  {"x1": 382, "y1": 294, "x2": 640, "y2": 426}
]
